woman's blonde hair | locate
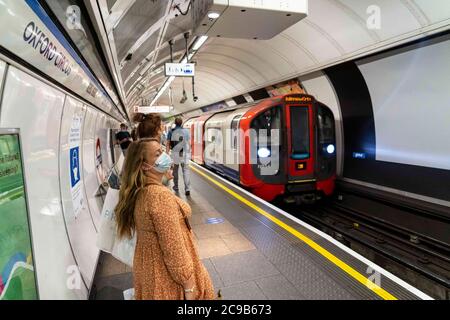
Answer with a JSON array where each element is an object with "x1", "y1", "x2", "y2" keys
[{"x1": 115, "y1": 141, "x2": 148, "y2": 239}]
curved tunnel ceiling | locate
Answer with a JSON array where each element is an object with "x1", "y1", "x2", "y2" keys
[{"x1": 97, "y1": 0, "x2": 450, "y2": 117}]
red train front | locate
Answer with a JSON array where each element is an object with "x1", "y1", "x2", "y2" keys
[{"x1": 187, "y1": 94, "x2": 336, "y2": 203}]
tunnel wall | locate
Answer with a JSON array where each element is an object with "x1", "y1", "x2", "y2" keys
[
  {"x1": 0, "y1": 58, "x2": 122, "y2": 299},
  {"x1": 324, "y1": 33, "x2": 450, "y2": 204}
]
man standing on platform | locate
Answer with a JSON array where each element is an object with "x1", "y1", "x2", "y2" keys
[
  {"x1": 116, "y1": 124, "x2": 132, "y2": 157},
  {"x1": 167, "y1": 117, "x2": 191, "y2": 196}
]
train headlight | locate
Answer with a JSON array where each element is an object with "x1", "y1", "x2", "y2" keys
[
  {"x1": 326, "y1": 144, "x2": 335, "y2": 154},
  {"x1": 258, "y1": 147, "x2": 271, "y2": 158}
]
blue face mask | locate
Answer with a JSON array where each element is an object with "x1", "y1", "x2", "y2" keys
[{"x1": 153, "y1": 152, "x2": 173, "y2": 173}]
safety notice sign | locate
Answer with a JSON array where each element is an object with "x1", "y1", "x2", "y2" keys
[{"x1": 69, "y1": 115, "x2": 84, "y2": 218}]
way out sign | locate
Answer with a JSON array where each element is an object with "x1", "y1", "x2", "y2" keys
[{"x1": 165, "y1": 63, "x2": 195, "y2": 77}]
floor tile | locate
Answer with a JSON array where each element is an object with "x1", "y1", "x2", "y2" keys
[
  {"x1": 221, "y1": 233, "x2": 256, "y2": 253},
  {"x1": 197, "y1": 237, "x2": 233, "y2": 259},
  {"x1": 194, "y1": 221, "x2": 240, "y2": 239},
  {"x1": 211, "y1": 250, "x2": 280, "y2": 286},
  {"x1": 202, "y1": 259, "x2": 224, "y2": 289},
  {"x1": 96, "y1": 253, "x2": 127, "y2": 277},
  {"x1": 219, "y1": 281, "x2": 267, "y2": 300},
  {"x1": 255, "y1": 275, "x2": 305, "y2": 300}
]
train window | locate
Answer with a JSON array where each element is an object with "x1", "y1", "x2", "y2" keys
[
  {"x1": 290, "y1": 107, "x2": 310, "y2": 159},
  {"x1": 197, "y1": 123, "x2": 203, "y2": 144},
  {"x1": 251, "y1": 106, "x2": 282, "y2": 177},
  {"x1": 316, "y1": 104, "x2": 336, "y2": 178},
  {"x1": 194, "y1": 123, "x2": 198, "y2": 144},
  {"x1": 231, "y1": 115, "x2": 242, "y2": 150},
  {"x1": 317, "y1": 105, "x2": 335, "y2": 143},
  {"x1": 252, "y1": 108, "x2": 282, "y2": 133}
]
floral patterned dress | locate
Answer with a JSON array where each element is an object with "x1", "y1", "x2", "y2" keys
[{"x1": 133, "y1": 180, "x2": 215, "y2": 300}]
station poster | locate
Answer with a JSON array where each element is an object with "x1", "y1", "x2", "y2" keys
[
  {"x1": 266, "y1": 79, "x2": 306, "y2": 97},
  {"x1": 69, "y1": 114, "x2": 84, "y2": 218},
  {"x1": 0, "y1": 131, "x2": 38, "y2": 300}
]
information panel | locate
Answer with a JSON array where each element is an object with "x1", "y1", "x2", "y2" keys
[
  {"x1": 0, "y1": 130, "x2": 38, "y2": 300},
  {"x1": 165, "y1": 63, "x2": 195, "y2": 77},
  {"x1": 69, "y1": 114, "x2": 84, "y2": 218}
]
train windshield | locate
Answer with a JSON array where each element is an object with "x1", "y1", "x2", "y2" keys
[
  {"x1": 251, "y1": 106, "x2": 284, "y2": 181},
  {"x1": 317, "y1": 105, "x2": 335, "y2": 144},
  {"x1": 290, "y1": 107, "x2": 310, "y2": 159}
]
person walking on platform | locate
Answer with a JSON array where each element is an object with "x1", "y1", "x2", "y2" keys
[
  {"x1": 167, "y1": 117, "x2": 191, "y2": 196},
  {"x1": 115, "y1": 139, "x2": 215, "y2": 300},
  {"x1": 116, "y1": 124, "x2": 132, "y2": 157}
]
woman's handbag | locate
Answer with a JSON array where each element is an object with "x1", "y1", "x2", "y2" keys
[
  {"x1": 111, "y1": 231, "x2": 136, "y2": 267},
  {"x1": 96, "y1": 188, "x2": 120, "y2": 253},
  {"x1": 96, "y1": 187, "x2": 136, "y2": 267}
]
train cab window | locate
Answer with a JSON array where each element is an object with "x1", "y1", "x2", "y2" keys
[
  {"x1": 252, "y1": 107, "x2": 282, "y2": 135},
  {"x1": 251, "y1": 106, "x2": 283, "y2": 181},
  {"x1": 290, "y1": 107, "x2": 310, "y2": 159},
  {"x1": 316, "y1": 104, "x2": 336, "y2": 178},
  {"x1": 317, "y1": 105, "x2": 335, "y2": 144},
  {"x1": 231, "y1": 115, "x2": 242, "y2": 150}
]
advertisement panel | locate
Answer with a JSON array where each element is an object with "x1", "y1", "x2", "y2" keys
[
  {"x1": 0, "y1": 130, "x2": 38, "y2": 300},
  {"x1": 267, "y1": 79, "x2": 306, "y2": 97},
  {"x1": 68, "y1": 115, "x2": 84, "y2": 218}
]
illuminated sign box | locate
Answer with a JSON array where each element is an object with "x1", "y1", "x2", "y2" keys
[
  {"x1": 165, "y1": 63, "x2": 195, "y2": 77},
  {"x1": 137, "y1": 106, "x2": 172, "y2": 114},
  {"x1": 353, "y1": 152, "x2": 367, "y2": 159}
]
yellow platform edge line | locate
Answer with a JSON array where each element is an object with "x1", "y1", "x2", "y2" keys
[{"x1": 191, "y1": 165, "x2": 397, "y2": 301}]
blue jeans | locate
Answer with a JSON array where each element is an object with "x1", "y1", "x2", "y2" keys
[{"x1": 173, "y1": 162, "x2": 191, "y2": 192}]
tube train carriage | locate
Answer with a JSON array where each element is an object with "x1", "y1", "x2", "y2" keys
[{"x1": 183, "y1": 94, "x2": 337, "y2": 203}]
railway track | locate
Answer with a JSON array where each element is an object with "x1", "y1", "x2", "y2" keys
[{"x1": 283, "y1": 192, "x2": 450, "y2": 299}]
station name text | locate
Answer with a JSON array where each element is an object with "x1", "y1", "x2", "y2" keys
[{"x1": 23, "y1": 21, "x2": 72, "y2": 76}]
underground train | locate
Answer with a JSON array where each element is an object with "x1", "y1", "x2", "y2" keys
[{"x1": 183, "y1": 94, "x2": 337, "y2": 203}]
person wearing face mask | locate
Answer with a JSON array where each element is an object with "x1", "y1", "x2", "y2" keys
[{"x1": 115, "y1": 140, "x2": 215, "y2": 300}]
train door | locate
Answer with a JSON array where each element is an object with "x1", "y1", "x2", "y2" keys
[
  {"x1": 250, "y1": 105, "x2": 287, "y2": 184},
  {"x1": 285, "y1": 99, "x2": 315, "y2": 183},
  {"x1": 315, "y1": 103, "x2": 336, "y2": 181},
  {"x1": 228, "y1": 114, "x2": 242, "y2": 173}
]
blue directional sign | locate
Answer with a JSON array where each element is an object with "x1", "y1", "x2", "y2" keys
[
  {"x1": 165, "y1": 63, "x2": 195, "y2": 77},
  {"x1": 353, "y1": 152, "x2": 367, "y2": 159},
  {"x1": 70, "y1": 147, "x2": 81, "y2": 187},
  {"x1": 205, "y1": 218, "x2": 225, "y2": 225}
]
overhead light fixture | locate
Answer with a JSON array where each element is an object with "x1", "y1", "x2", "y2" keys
[
  {"x1": 150, "y1": 76, "x2": 175, "y2": 107},
  {"x1": 207, "y1": 12, "x2": 220, "y2": 19},
  {"x1": 192, "y1": 35, "x2": 209, "y2": 51}
]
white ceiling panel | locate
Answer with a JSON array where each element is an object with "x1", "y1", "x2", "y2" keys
[
  {"x1": 89, "y1": 0, "x2": 450, "y2": 117},
  {"x1": 412, "y1": 0, "x2": 450, "y2": 24},
  {"x1": 307, "y1": 0, "x2": 376, "y2": 53}
]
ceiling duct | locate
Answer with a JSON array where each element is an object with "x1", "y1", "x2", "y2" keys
[{"x1": 192, "y1": 0, "x2": 308, "y2": 40}]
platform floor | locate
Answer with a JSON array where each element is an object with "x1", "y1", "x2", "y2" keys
[{"x1": 90, "y1": 163, "x2": 429, "y2": 300}]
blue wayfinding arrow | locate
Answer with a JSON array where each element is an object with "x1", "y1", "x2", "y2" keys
[{"x1": 205, "y1": 218, "x2": 225, "y2": 225}]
